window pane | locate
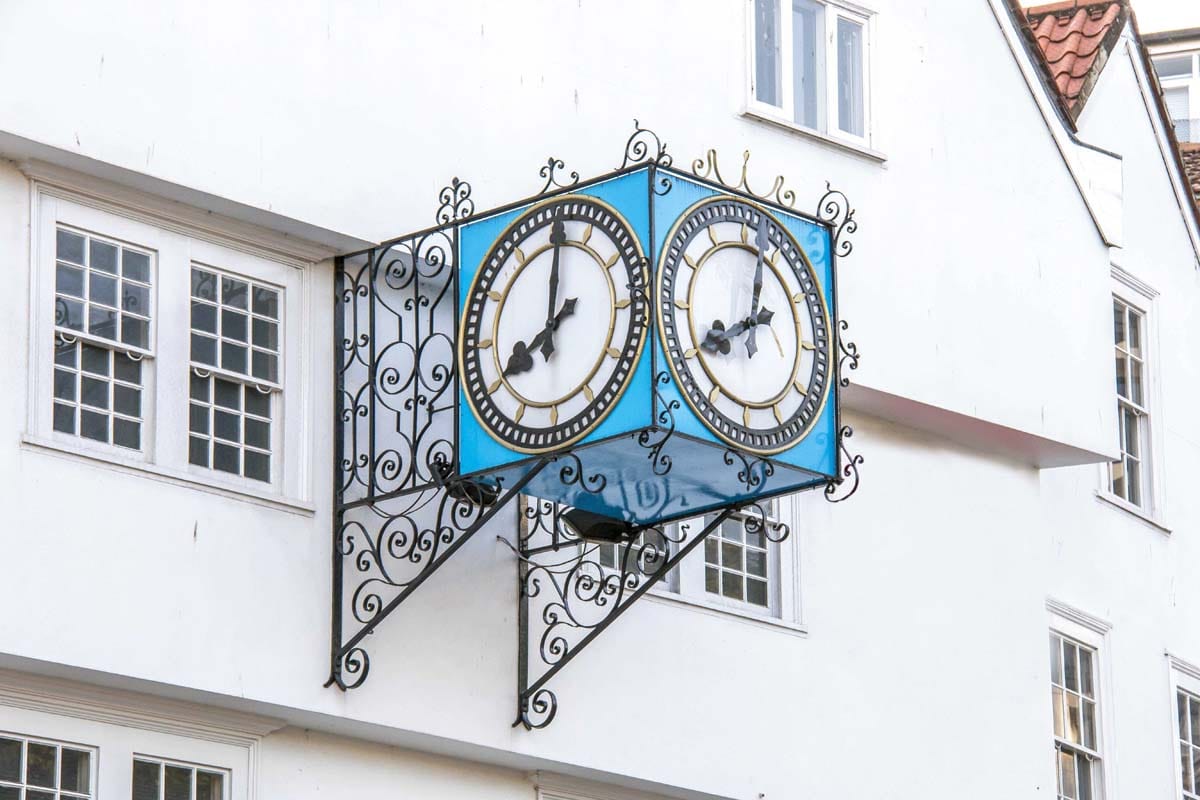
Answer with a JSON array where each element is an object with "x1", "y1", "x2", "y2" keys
[
  {"x1": 245, "y1": 418, "x2": 270, "y2": 450},
  {"x1": 89, "y1": 272, "x2": 117, "y2": 307},
  {"x1": 252, "y1": 318, "x2": 278, "y2": 351},
  {"x1": 251, "y1": 350, "x2": 278, "y2": 383},
  {"x1": 81, "y1": 376, "x2": 109, "y2": 410},
  {"x1": 214, "y1": 442, "x2": 240, "y2": 474},
  {"x1": 80, "y1": 409, "x2": 109, "y2": 442},
  {"x1": 245, "y1": 387, "x2": 269, "y2": 417},
  {"x1": 1127, "y1": 455, "x2": 1141, "y2": 506},
  {"x1": 1181, "y1": 692, "x2": 1191, "y2": 743},
  {"x1": 1052, "y1": 686, "x2": 1065, "y2": 738},
  {"x1": 59, "y1": 748, "x2": 90, "y2": 794},
  {"x1": 1191, "y1": 695, "x2": 1200, "y2": 746},
  {"x1": 222, "y1": 341, "x2": 247, "y2": 373},
  {"x1": 222, "y1": 276, "x2": 248, "y2": 309},
  {"x1": 132, "y1": 760, "x2": 160, "y2": 800},
  {"x1": 222, "y1": 308, "x2": 248, "y2": 342},
  {"x1": 54, "y1": 368, "x2": 76, "y2": 401},
  {"x1": 165, "y1": 765, "x2": 193, "y2": 800},
  {"x1": 0, "y1": 737, "x2": 20, "y2": 781},
  {"x1": 114, "y1": 353, "x2": 141, "y2": 385},
  {"x1": 1077, "y1": 755, "x2": 1093, "y2": 800},
  {"x1": 1050, "y1": 635, "x2": 1062, "y2": 684},
  {"x1": 1155, "y1": 54, "x2": 1193, "y2": 78},
  {"x1": 1064, "y1": 642, "x2": 1078, "y2": 690},
  {"x1": 1079, "y1": 648, "x2": 1093, "y2": 697},
  {"x1": 56, "y1": 296, "x2": 84, "y2": 331},
  {"x1": 189, "y1": 436, "x2": 210, "y2": 467},
  {"x1": 1059, "y1": 749, "x2": 1076, "y2": 798},
  {"x1": 755, "y1": 0, "x2": 782, "y2": 106},
  {"x1": 0, "y1": 787, "x2": 18, "y2": 800},
  {"x1": 192, "y1": 301, "x2": 217, "y2": 334},
  {"x1": 747, "y1": 577, "x2": 768, "y2": 606},
  {"x1": 90, "y1": 240, "x2": 118, "y2": 274},
  {"x1": 81, "y1": 344, "x2": 109, "y2": 377},
  {"x1": 192, "y1": 268, "x2": 218, "y2": 302},
  {"x1": 792, "y1": 0, "x2": 822, "y2": 128},
  {"x1": 26, "y1": 791, "x2": 55, "y2": 800},
  {"x1": 56, "y1": 263, "x2": 84, "y2": 297},
  {"x1": 53, "y1": 402, "x2": 75, "y2": 434},
  {"x1": 1183, "y1": 742, "x2": 1194, "y2": 795},
  {"x1": 119, "y1": 310, "x2": 148, "y2": 346},
  {"x1": 252, "y1": 287, "x2": 279, "y2": 319},
  {"x1": 25, "y1": 742, "x2": 55, "y2": 788},
  {"x1": 190, "y1": 403, "x2": 210, "y2": 434},
  {"x1": 705, "y1": 566, "x2": 720, "y2": 594},
  {"x1": 721, "y1": 541, "x2": 742, "y2": 569},
  {"x1": 197, "y1": 771, "x2": 224, "y2": 800},
  {"x1": 123, "y1": 250, "x2": 151, "y2": 282},
  {"x1": 191, "y1": 333, "x2": 218, "y2": 366},
  {"x1": 836, "y1": 17, "x2": 865, "y2": 136},
  {"x1": 122, "y1": 282, "x2": 150, "y2": 315},
  {"x1": 1082, "y1": 699, "x2": 1096, "y2": 749},
  {"x1": 1113, "y1": 300, "x2": 1126, "y2": 347},
  {"x1": 244, "y1": 449, "x2": 270, "y2": 482},
  {"x1": 88, "y1": 305, "x2": 117, "y2": 339},
  {"x1": 721, "y1": 571, "x2": 743, "y2": 600},
  {"x1": 1066, "y1": 690, "x2": 1082, "y2": 744},
  {"x1": 113, "y1": 417, "x2": 140, "y2": 450},
  {"x1": 215, "y1": 379, "x2": 241, "y2": 410},
  {"x1": 1127, "y1": 308, "x2": 1142, "y2": 357},
  {"x1": 57, "y1": 229, "x2": 85, "y2": 264}
]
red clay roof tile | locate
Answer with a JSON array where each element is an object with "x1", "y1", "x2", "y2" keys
[{"x1": 1023, "y1": 1, "x2": 1127, "y2": 119}]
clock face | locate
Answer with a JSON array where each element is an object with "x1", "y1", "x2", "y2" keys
[
  {"x1": 657, "y1": 197, "x2": 831, "y2": 455},
  {"x1": 459, "y1": 195, "x2": 649, "y2": 454}
]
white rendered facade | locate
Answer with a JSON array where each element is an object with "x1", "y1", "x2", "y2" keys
[{"x1": 0, "y1": 2, "x2": 1199, "y2": 799}]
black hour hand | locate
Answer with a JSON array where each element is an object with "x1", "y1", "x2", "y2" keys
[{"x1": 503, "y1": 340, "x2": 534, "y2": 377}]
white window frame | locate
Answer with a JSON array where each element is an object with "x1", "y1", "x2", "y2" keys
[
  {"x1": 745, "y1": 0, "x2": 879, "y2": 155},
  {"x1": 1098, "y1": 269, "x2": 1167, "y2": 528},
  {"x1": 132, "y1": 754, "x2": 230, "y2": 800},
  {"x1": 0, "y1": 731, "x2": 97, "y2": 799},
  {"x1": 1046, "y1": 599, "x2": 1115, "y2": 800},
  {"x1": 1152, "y1": 49, "x2": 1200, "y2": 143},
  {"x1": 647, "y1": 494, "x2": 804, "y2": 632},
  {"x1": 0, "y1": 668, "x2": 279, "y2": 800},
  {"x1": 23, "y1": 174, "x2": 316, "y2": 512},
  {"x1": 1168, "y1": 654, "x2": 1200, "y2": 800}
]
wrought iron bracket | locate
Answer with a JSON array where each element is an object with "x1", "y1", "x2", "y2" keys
[{"x1": 507, "y1": 497, "x2": 788, "y2": 729}]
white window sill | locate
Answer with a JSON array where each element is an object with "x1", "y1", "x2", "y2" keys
[
  {"x1": 741, "y1": 108, "x2": 888, "y2": 164},
  {"x1": 21, "y1": 433, "x2": 314, "y2": 516},
  {"x1": 1094, "y1": 490, "x2": 1171, "y2": 534},
  {"x1": 644, "y1": 586, "x2": 808, "y2": 637}
]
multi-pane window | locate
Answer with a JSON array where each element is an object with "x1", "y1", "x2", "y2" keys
[
  {"x1": 188, "y1": 267, "x2": 281, "y2": 483},
  {"x1": 704, "y1": 513, "x2": 772, "y2": 608},
  {"x1": 52, "y1": 227, "x2": 152, "y2": 450},
  {"x1": 1109, "y1": 297, "x2": 1149, "y2": 508},
  {"x1": 132, "y1": 758, "x2": 224, "y2": 800},
  {"x1": 1152, "y1": 51, "x2": 1199, "y2": 143},
  {"x1": 752, "y1": 0, "x2": 870, "y2": 141},
  {"x1": 0, "y1": 734, "x2": 93, "y2": 800},
  {"x1": 1050, "y1": 633, "x2": 1102, "y2": 800},
  {"x1": 1179, "y1": 691, "x2": 1200, "y2": 800}
]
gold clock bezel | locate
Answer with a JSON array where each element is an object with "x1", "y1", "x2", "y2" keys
[
  {"x1": 458, "y1": 194, "x2": 649, "y2": 455},
  {"x1": 655, "y1": 195, "x2": 833, "y2": 455}
]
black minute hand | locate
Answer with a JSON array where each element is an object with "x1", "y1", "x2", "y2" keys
[
  {"x1": 541, "y1": 220, "x2": 567, "y2": 361},
  {"x1": 744, "y1": 215, "x2": 770, "y2": 359}
]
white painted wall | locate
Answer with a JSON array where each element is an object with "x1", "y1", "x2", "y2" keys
[{"x1": 0, "y1": 2, "x2": 1195, "y2": 800}]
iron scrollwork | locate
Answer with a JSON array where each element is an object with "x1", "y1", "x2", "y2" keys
[
  {"x1": 816, "y1": 182, "x2": 858, "y2": 258},
  {"x1": 634, "y1": 371, "x2": 679, "y2": 477},
  {"x1": 537, "y1": 157, "x2": 580, "y2": 195},
  {"x1": 690, "y1": 148, "x2": 797, "y2": 208},
  {"x1": 824, "y1": 426, "x2": 863, "y2": 503},
  {"x1": 511, "y1": 498, "x2": 778, "y2": 729},
  {"x1": 618, "y1": 118, "x2": 673, "y2": 195}
]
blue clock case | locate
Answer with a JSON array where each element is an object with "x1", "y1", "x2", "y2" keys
[{"x1": 457, "y1": 167, "x2": 839, "y2": 526}]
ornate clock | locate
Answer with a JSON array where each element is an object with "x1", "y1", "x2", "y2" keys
[
  {"x1": 657, "y1": 196, "x2": 831, "y2": 455},
  {"x1": 459, "y1": 195, "x2": 649, "y2": 454}
]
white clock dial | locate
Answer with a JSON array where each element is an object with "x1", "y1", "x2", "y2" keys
[
  {"x1": 460, "y1": 196, "x2": 648, "y2": 453},
  {"x1": 657, "y1": 197, "x2": 831, "y2": 454}
]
